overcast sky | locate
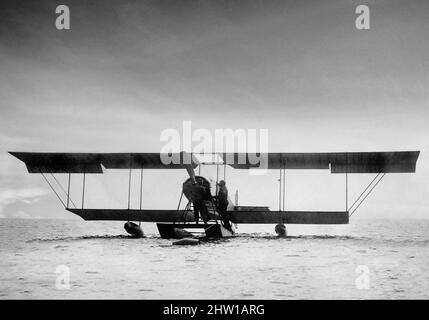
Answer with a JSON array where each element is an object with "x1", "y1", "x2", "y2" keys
[{"x1": 1, "y1": 0, "x2": 428, "y2": 220}]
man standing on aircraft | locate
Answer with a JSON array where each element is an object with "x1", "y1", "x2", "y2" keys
[
  {"x1": 193, "y1": 183, "x2": 210, "y2": 226},
  {"x1": 216, "y1": 180, "x2": 231, "y2": 230}
]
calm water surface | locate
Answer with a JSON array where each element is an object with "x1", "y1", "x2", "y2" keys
[{"x1": 1, "y1": 218, "x2": 428, "y2": 299}]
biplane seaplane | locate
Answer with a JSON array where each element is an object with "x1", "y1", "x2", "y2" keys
[{"x1": 9, "y1": 151, "x2": 419, "y2": 239}]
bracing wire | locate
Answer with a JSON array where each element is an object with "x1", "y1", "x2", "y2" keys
[
  {"x1": 50, "y1": 173, "x2": 77, "y2": 208},
  {"x1": 349, "y1": 173, "x2": 386, "y2": 217},
  {"x1": 348, "y1": 173, "x2": 381, "y2": 212},
  {"x1": 40, "y1": 172, "x2": 66, "y2": 208}
]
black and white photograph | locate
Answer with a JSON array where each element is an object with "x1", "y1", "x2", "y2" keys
[{"x1": 1, "y1": 0, "x2": 428, "y2": 307}]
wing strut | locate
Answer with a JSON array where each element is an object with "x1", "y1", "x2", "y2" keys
[
  {"x1": 127, "y1": 156, "x2": 132, "y2": 211},
  {"x1": 82, "y1": 169, "x2": 86, "y2": 210},
  {"x1": 282, "y1": 164, "x2": 286, "y2": 211},
  {"x1": 216, "y1": 164, "x2": 219, "y2": 195},
  {"x1": 278, "y1": 164, "x2": 286, "y2": 213},
  {"x1": 278, "y1": 168, "x2": 281, "y2": 211},
  {"x1": 67, "y1": 173, "x2": 71, "y2": 208},
  {"x1": 345, "y1": 153, "x2": 348, "y2": 211},
  {"x1": 139, "y1": 167, "x2": 143, "y2": 226}
]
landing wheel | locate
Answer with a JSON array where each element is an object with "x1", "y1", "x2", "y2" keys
[{"x1": 275, "y1": 223, "x2": 287, "y2": 237}]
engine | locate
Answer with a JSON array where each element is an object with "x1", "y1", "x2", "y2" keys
[{"x1": 182, "y1": 176, "x2": 212, "y2": 203}]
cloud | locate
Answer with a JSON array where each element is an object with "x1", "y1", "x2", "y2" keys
[
  {"x1": 0, "y1": 187, "x2": 49, "y2": 218},
  {"x1": 0, "y1": 0, "x2": 428, "y2": 219}
]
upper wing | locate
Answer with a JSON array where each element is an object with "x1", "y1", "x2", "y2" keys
[
  {"x1": 9, "y1": 152, "x2": 199, "y2": 174},
  {"x1": 9, "y1": 151, "x2": 419, "y2": 174},
  {"x1": 219, "y1": 151, "x2": 420, "y2": 173}
]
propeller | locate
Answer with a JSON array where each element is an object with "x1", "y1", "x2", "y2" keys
[{"x1": 181, "y1": 151, "x2": 198, "y2": 184}]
